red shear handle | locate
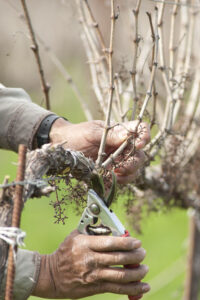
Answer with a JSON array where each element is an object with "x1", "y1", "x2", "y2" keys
[{"x1": 122, "y1": 230, "x2": 143, "y2": 300}]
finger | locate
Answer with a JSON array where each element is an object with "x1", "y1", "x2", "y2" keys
[
  {"x1": 114, "y1": 150, "x2": 145, "y2": 176},
  {"x1": 126, "y1": 122, "x2": 151, "y2": 149},
  {"x1": 96, "y1": 265, "x2": 148, "y2": 283},
  {"x1": 71, "y1": 281, "x2": 150, "y2": 299},
  {"x1": 87, "y1": 235, "x2": 142, "y2": 252},
  {"x1": 95, "y1": 248, "x2": 146, "y2": 266},
  {"x1": 98, "y1": 281, "x2": 150, "y2": 296},
  {"x1": 106, "y1": 122, "x2": 150, "y2": 149}
]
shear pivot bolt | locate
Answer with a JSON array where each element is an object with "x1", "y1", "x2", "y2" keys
[{"x1": 89, "y1": 203, "x2": 100, "y2": 215}]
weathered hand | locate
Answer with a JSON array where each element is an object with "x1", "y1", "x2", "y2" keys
[
  {"x1": 49, "y1": 119, "x2": 150, "y2": 184},
  {"x1": 32, "y1": 230, "x2": 150, "y2": 299}
]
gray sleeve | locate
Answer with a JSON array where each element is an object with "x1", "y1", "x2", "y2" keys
[
  {"x1": 0, "y1": 84, "x2": 52, "y2": 152},
  {"x1": 0, "y1": 85, "x2": 51, "y2": 296},
  {"x1": 0, "y1": 249, "x2": 41, "y2": 300}
]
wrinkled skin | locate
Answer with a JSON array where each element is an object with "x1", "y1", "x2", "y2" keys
[
  {"x1": 32, "y1": 119, "x2": 151, "y2": 299},
  {"x1": 49, "y1": 119, "x2": 150, "y2": 184},
  {"x1": 33, "y1": 231, "x2": 150, "y2": 299}
]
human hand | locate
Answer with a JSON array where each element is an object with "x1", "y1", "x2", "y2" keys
[
  {"x1": 49, "y1": 119, "x2": 150, "y2": 184},
  {"x1": 32, "y1": 230, "x2": 150, "y2": 299}
]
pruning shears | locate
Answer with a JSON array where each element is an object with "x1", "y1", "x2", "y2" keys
[
  {"x1": 77, "y1": 173, "x2": 142, "y2": 300},
  {"x1": 78, "y1": 188, "x2": 125, "y2": 236}
]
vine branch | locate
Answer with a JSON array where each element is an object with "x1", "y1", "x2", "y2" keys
[
  {"x1": 96, "y1": 0, "x2": 116, "y2": 168},
  {"x1": 20, "y1": 0, "x2": 51, "y2": 110}
]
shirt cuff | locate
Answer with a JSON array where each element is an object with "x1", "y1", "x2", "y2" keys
[{"x1": 0, "y1": 249, "x2": 41, "y2": 300}]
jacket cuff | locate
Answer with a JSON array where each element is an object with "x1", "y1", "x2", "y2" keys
[
  {"x1": 7, "y1": 101, "x2": 52, "y2": 152},
  {"x1": 0, "y1": 249, "x2": 41, "y2": 300}
]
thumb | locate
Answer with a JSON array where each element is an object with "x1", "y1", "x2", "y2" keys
[{"x1": 106, "y1": 121, "x2": 150, "y2": 150}]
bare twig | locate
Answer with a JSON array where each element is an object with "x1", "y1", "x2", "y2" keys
[
  {"x1": 20, "y1": 0, "x2": 51, "y2": 110},
  {"x1": 172, "y1": 0, "x2": 196, "y2": 123},
  {"x1": 103, "y1": 7, "x2": 159, "y2": 167},
  {"x1": 171, "y1": 0, "x2": 189, "y2": 119},
  {"x1": 114, "y1": 74, "x2": 124, "y2": 122},
  {"x1": 131, "y1": 0, "x2": 142, "y2": 120},
  {"x1": 169, "y1": 0, "x2": 179, "y2": 82},
  {"x1": 83, "y1": 0, "x2": 107, "y2": 56},
  {"x1": 157, "y1": 1, "x2": 175, "y2": 132},
  {"x1": 7, "y1": 1, "x2": 90, "y2": 120},
  {"x1": 96, "y1": 0, "x2": 116, "y2": 167},
  {"x1": 77, "y1": 0, "x2": 108, "y2": 117},
  {"x1": 184, "y1": 70, "x2": 200, "y2": 135},
  {"x1": 138, "y1": 7, "x2": 159, "y2": 121},
  {"x1": 146, "y1": 12, "x2": 158, "y2": 128},
  {"x1": 81, "y1": 0, "x2": 126, "y2": 121},
  {"x1": 81, "y1": 34, "x2": 107, "y2": 116},
  {"x1": 102, "y1": 136, "x2": 132, "y2": 169},
  {"x1": 37, "y1": 37, "x2": 93, "y2": 121},
  {"x1": 180, "y1": 96, "x2": 200, "y2": 167},
  {"x1": 150, "y1": 0, "x2": 200, "y2": 8}
]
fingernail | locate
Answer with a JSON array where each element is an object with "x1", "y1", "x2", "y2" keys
[
  {"x1": 144, "y1": 265, "x2": 149, "y2": 273},
  {"x1": 142, "y1": 283, "x2": 150, "y2": 293},
  {"x1": 133, "y1": 239, "x2": 141, "y2": 248},
  {"x1": 138, "y1": 247, "x2": 146, "y2": 257}
]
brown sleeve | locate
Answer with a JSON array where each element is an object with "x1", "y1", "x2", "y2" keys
[{"x1": 0, "y1": 84, "x2": 52, "y2": 152}]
